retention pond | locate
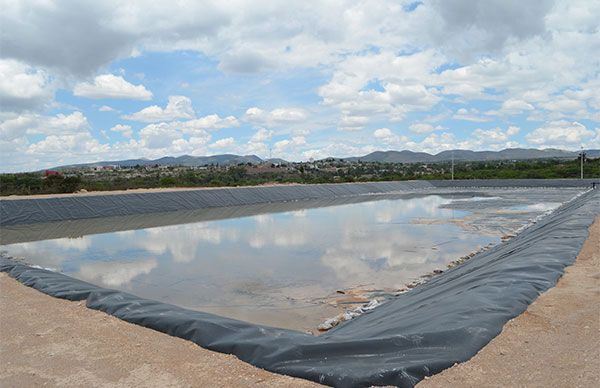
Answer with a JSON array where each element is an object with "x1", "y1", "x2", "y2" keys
[{"x1": 0, "y1": 187, "x2": 584, "y2": 332}]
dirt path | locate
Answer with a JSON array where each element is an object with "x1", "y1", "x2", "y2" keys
[
  {"x1": 419, "y1": 216, "x2": 600, "y2": 388},
  {"x1": 0, "y1": 273, "x2": 322, "y2": 387}
]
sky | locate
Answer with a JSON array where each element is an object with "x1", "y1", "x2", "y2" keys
[{"x1": 0, "y1": 0, "x2": 599, "y2": 172}]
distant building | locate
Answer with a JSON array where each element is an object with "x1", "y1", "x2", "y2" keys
[
  {"x1": 93, "y1": 165, "x2": 117, "y2": 171},
  {"x1": 44, "y1": 170, "x2": 60, "y2": 177}
]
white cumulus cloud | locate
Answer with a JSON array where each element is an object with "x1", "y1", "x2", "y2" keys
[
  {"x1": 110, "y1": 124, "x2": 133, "y2": 138},
  {"x1": 500, "y1": 99, "x2": 535, "y2": 115},
  {"x1": 373, "y1": 128, "x2": 409, "y2": 146},
  {"x1": 123, "y1": 95, "x2": 195, "y2": 122},
  {"x1": 73, "y1": 74, "x2": 152, "y2": 100},
  {"x1": 409, "y1": 123, "x2": 446, "y2": 133},
  {"x1": 1, "y1": 111, "x2": 89, "y2": 140},
  {"x1": 244, "y1": 107, "x2": 307, "y2": 127},
  {"x1": 525, "y1": 121, "x2": 596, "y2": 149},
  {"x1": 0, "y1": 59, "x2": 53, "y2": 110},
  {"x1": 210, "y1": 137, "x2": 235, "y2": 149}
]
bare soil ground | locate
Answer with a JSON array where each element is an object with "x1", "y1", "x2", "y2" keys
[
  {"x1": 0, "y1": 273, "x2": 322, "y2": 387},
  {"x1": 0, "y1": 182, "x2": 302, "y2": 200},
  {"x1": 419, "y1": 216, "x2": 600, "y2": 388}
]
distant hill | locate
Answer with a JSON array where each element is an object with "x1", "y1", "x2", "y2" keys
[
  {"x1": 346, "y1": 148, "x2": 599, "y2": 163},
  {"x1": 50, "y1": 148, "x2": 600, "y2": 171},
  {"x1": 345, "y1": 150, "x2": 432, "y2": 163},
  {"x1": 53, "y1": 154, "x2": 264, "y2": 170}
]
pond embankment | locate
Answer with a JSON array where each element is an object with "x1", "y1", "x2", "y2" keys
[
  {"x1": 0, "y1": 272, "x2": 323, "y2": 387},
  {"x1": 419, "y1": 216, "x2": 600, "y2": 387}
]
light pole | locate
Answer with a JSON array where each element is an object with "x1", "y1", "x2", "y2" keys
[
  {"x1": 451, "y1": 151, "x2": 454, "y2": 181},
  {"x1": 579, "y1": 146, "x2": 586, "y2": 179}
]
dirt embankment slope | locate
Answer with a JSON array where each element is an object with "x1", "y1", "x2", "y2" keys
[
  {"x1": 419, "y1": 216, "x2": 600, "y2": 388},
  {"x1": 0, "y1": 273, "x2": 322, "y2": 387},
  {"x1": 0, "y1": 184, "x2": 299, "y2": 201}
]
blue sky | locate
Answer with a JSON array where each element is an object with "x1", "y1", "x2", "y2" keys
[{"x1": 1, "y1": 0, "x2": 599, "y2": 172}]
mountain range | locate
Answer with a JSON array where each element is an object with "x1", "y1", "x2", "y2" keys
[
  {"x1": 55, "y1": 154, "x2": 263, "y2": 170},
  {"x1": 345, "y1": 148, "x2": 600, "y2": 163},
  {"x1": 51, "y1": 148, "x2": 600, "y2": 170}
]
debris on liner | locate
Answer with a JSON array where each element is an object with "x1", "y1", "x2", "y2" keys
[
  {"x1": 318, "y1": 299, "x2": 381, "y2": 331},
  {"x1": 317, "y1": 241, "x2": 504, "y2": 332}
]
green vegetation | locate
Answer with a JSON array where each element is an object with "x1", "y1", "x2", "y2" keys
[
  {"x1": 1, "y1": 157, "x2": 598, "y2": 196},
  {"x1": 0, "y1": 173, "x2": 83, "y2": 195}
]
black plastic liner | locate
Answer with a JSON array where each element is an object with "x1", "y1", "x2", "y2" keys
[
  {"x1": 1, "y1": 183, "x2": 598, "y2": 387},
  {"x1": 1, "y1": 191, "x2": 487, "y2": 245},
  {"x1": 0, "y1": 181, "x2": 431, "y2": 226},
  {"x1": 1, "y1": 179, "x2": 595, "y2": 227}
]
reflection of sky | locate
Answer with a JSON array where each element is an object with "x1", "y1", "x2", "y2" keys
[
  {"x1": 511, "y1": 202, "x2": 562, "y2": 212},
  {"x1": 0, "y1": 192, "x2": 570, "y2": 330}
]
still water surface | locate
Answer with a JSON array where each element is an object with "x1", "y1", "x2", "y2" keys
[{"x1": 0, "y1": 192, "x2": 573, "y2": 330}]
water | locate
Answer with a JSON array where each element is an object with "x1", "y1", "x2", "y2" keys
[{"x1": 0, "y1": 189, "x2": 581, "y2": 331}]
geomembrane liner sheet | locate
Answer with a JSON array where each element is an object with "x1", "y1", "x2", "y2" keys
[
  {"x1": 1, "y1": 179, "x2": 595, "y2": 227},
  {"x1": 0, "y1": 192, "x2": 475, "y2": 245},
  {"x1": 1, "y1": 180, "x2": 598, "y2": 387}
]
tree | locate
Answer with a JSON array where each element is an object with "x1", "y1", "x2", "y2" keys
[{"x1": 159, "y1": 176, "x2": 177, "y2": 187}]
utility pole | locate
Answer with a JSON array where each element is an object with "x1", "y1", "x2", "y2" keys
[
  {"x1": 451, "y1": 151, "x2": 455, "y2": 181},
  {"x1": 580, "y1": 146, "x2": 586, "y2": 179}
]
